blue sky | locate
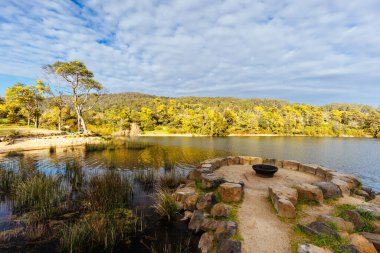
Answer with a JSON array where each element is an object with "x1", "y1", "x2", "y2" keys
[{"x1": 1, "y1": 0, "x2": 380, "y2": 105}]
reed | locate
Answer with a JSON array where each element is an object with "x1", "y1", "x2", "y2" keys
[
  {"x1": 152, "y1": 187, "x2": 177, "y2": 222},
  {"x1": 135, "y1": 169, "x2": 156, "y2": 186},
  {"x1": 49, "y1": 145, "x2": 56, "y2": 154},
  {"x1": 60, "y1": 208, "x2": 138, "y2": 252},
  {"x1": 12, "y1": 174, "x2": 67, "y2": 221},
  {"x1": 87, "y1": 171, "x2": 133, "y2": 212},
  {"x1": 124, "y1": 141, "x2": 152, "y2": 150},
  {"x1": 85, "y1": 142, "x2": 108, "y2": 153},
  {"x1": 0, "y1": 168, "x2": 18, "y2": 194},
  {"x1": 5, "y1": 151, "x2": 24, "y2": 157},
  {"x1": 64, "y1": 159, "x2": 85, "y2": 192},
  {"x1": 158, "y1": 171, "x2": 187, "y2": 189}
]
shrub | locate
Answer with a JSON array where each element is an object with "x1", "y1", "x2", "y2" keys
[{"x1": 152, "y1": 187, "x2": 177, "y2": 222}]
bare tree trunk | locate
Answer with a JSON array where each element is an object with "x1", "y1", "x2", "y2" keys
[
  {"x1": 27, "y1": 111, "x2": 30, "y2": 126},
  {"x1": 58, "y1": 109, "x2": 62, "y2": 131}
]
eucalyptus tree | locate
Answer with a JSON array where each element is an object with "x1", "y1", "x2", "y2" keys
[
  {"x1": 45, "y1": 61, "x2": 103, "y2": 132},
  {"x1": 5, "y1": 82, "x2": 50, "y2": 127}
]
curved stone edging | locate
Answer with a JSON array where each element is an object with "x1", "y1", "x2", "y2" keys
[{"x1": 179, "y1": 156, "x2": 373, "y2": 253}]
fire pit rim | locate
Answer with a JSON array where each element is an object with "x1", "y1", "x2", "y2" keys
[{"x1": 252, "y1": 164, "x2": 279, "y2": 177}]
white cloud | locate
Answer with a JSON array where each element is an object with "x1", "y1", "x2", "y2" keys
[{"x1": 0, "y1": 0, "x2": 380, "y2": 105}]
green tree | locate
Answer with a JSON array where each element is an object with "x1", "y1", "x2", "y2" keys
[{"x1": 45, "y1": 61, "x2": 103, "y2": 132}]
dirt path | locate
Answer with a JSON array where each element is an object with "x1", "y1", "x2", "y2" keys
[{"x1": 215, "y1": 165, "x2": 321, "y2": 253}]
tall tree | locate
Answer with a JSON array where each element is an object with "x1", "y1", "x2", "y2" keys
[{"x1": 45, "y1": 61, "x2": 103, "y2": 132}]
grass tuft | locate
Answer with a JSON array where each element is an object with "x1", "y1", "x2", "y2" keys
[{"x1": 152, "y1": 187, "x2": 178, "y2": 222}]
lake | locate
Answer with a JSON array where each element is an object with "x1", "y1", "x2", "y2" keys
[{"x1": 139, "y1": 136, "x2": 380, "y2": 192}]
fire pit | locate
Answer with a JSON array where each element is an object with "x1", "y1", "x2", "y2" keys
[{"x1": 252, "y1": 164, "x2": 278, "y2": 177}]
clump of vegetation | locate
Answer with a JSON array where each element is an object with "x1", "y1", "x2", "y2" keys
[
  {"x1": 336, "y1": 204, "x2": 378, "y2": 232},
  {"x1": 150, "y1": 234, "x2": 191, "y2": 253},
  {"x1": 49, "y1": 145, "x2": 56, "y2": 154},
  {"x1": 125, "y1": 141, "x2": 152, "y2": 150},
  {"x1": 85, "y1": 142, "x2": 108, "y2": 153},
  {"x1": 61, "y1": 208, "x2": 138, "y2": 252},
  {"x1": 64, "y1": 159, "x2": 85, "y2": 192},
  {"x1": 5, "y1": 151, "x2": 24, "y2": 157},
  {"x1": 135, "y1": 169, "x2": 156, "y2": 186},
  {"x1": 159, "y1": 171, "x2": 187, "y2": 189},
  {"x1": 0, "y1": 168, "x2": 18, "y2": 194},
  {"x1": 152, "y1": 187, "x2": 178, "y2": 222},
  {"x1": 12, "y1": 174, "x2": 67, "y2": 221},
  {"x1": 87, "y1": 171, "x2": 133, "y2": 212}
]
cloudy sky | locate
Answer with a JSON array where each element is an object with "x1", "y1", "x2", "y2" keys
[{"x1": 1, "y1": 0, "x2": 380, "y2": 105}]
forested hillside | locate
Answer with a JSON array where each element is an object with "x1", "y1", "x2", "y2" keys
[{"x1": 1, "y1": 90, "x2": 379, "y2": 138}]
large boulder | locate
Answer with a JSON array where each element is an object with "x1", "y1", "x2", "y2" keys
[
  {"x1": 215, "y1": 221, "x2": 238, "y2": 240},
  {"x1": 305, "y1": 222, "x2": 340, "y2": 239},
  {"x1": 189, "y1": 210, "x2": 205, "y2": 232},
  {"x1": 299, "y1": 164, "x2": 318, "y2": 175},
  {"x1": 345, "y1": 210, "x2": 366, "y2": 231},
  {"x1": 197, "y1": 192, "x2": 217, "y2": 212},
  {"x1": 360, "y1": 232, "x2": 380, "y2": 251},
  {"x1": 175, "y1": 185, "x2": 196, "y2": 202},
  {"x1": 318, "y1": 214, "x2": 354, "y2": 232},
  {"x1": 357, "y1": 205, "x2": 380, "y2": 218},
  {"x1": 211, "y1": 203, "x2": 231, "y2": 218},
  {"x1": 314, "y1": 182, "x2": 342, "y2": 199},
  {"x1": 330, "y1": 178, "x2": 351, "y2": 196},
  {"x1": 199, "y1": 232, "x2": 216, "y2": 253},
  {"x1": 201, "y1": 218, "x2": 222, "y2": 231},
  {"x1": 218, "y1": 183, "x2": 242, "y2": 203},
  {"x1": 282, "y1": 160, "x2": 300, "y2": 170},
  {"x1": 191, "y1": 168, "x2": 213, "y2": 180},
  {"x1": 276, "y1": 197, "x2": 297, "y2": 218},
  {"x1": 184, "y1": 193, "x2": 199, "y2": 211},
  {"x1": 269, "y1": 185, "x2": 298, "y2": 205},
  {"x1": 201, "y1": 173, "x2": 224, "y2": 190},
  {"x1": 269, "y1": 185, "x2": 297, "y2": 218},
  {"x1": 326, "y1": 172, "x2": 361, "y2": 189},
  {"x1": 349, "y1": 234, "x2": 378, "y2": 253},
  {"x1": 298, "y1": 244, "x2": 333, "y2": 253},
  {"x1": 373, "y1": 220, "x2": 380, "y2": 234},
  {"x1": 295, "y1": 183, "x2": 324, "y2": 204},
  {"x1": 217, "y1": 239, "x2": 241, "y2": 253},
  {"x1": 316, "y1": 166, "x2": 336, "y2": 180}
]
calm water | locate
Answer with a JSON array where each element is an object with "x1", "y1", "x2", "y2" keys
[{"x1": 139, "y1": 136, "x2": 380, "y2": 192}]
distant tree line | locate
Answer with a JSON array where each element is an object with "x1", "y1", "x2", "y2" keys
[{"x1": 1, "y1": 62, "x2": 380, "y2": 138}]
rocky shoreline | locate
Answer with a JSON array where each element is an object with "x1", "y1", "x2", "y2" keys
[{"x1": 175, "y1": 156, "x2": 380, "y2": 253}]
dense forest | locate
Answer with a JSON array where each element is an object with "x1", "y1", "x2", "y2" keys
[
  {"x1": 1, "y1": 61, "x2": 379, "y2": 138},
  {"x1": 1, "y1": 90, "x2": 380, "y2": 138}
]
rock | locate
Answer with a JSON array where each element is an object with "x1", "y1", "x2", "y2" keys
[
  {"x1": 298, "y1": 244, "x2": 333, "y2": 253},
  {"x1": 238, "y1": 156, "x2": 252, "y2": 165},
  {"x1": 316, "y1": 166, "x2": 336, "y2": 180},
  {"x1": 369, "y1": 196, "x2": 380, "y2": 205},
  {"x1": 197, "y1": 192, "x2": 216, "y2": 212},
  {"x1": 201, "y1": 218, "x2": 221, "y2": 231},
  {"x1": 360, "y1": 232, "x2": 380, "y2": 251},
  {"x1": 349, "y1": 234, "x2": 378, "y2": 253},
  {"x1": 218, "y1": 183, "x2": 242, "y2": 203},
  {"x1": 372, "y1": 220, "x2": 380, "y2": 234},
  {"x1": 327, "y1": 172, "x2": 361, "y2": 189},
  {"x1": 330, "y1": 178, "x2": 351, "y2": 196},
  {"x1": 345, "y1": 210, "x2": 366, "y2": 231},
  {"x1": 314, "y1": 182, "x2": 342, "y2": 199},
  {"x1": 191, "y1": 168, "x2": 213, "y2": 180},
  {"x1": 362, "y1": 187, "x2": 377, "y2": 201},
  {"x1": 199, "y1": 232, "x2": 216, "y2": 253},
  {"x1": 283, "y1": 160, "x2": 300, "y2": 170},
  {"x1": 181, "y1": 211, "x2": 193, "y2": 221},
  {"x1": 217, "y1": 239, "x2": 241, "y2": 253},
  {"x1": 263, "y1": 158, "x2": 277, "y2": 165},
  {"x1": 276, "y1": 197, "x2": 297, "y2": 218},
  {"x1": 306, "y1": 222, "x2": 340, "y2": 239},
  {"x1": 175, "y1": 185, "x2": 197, "y2": 202},
  {"x1": 318, "y1": 214, "x2": 354, "y2": 232},
  {"x1": 188, "y1": 210, "x2": 204, "y2": 232},
  {"x1": 201, "y1": 173, "x2": 224, "y2": 190},
  {"x1": 215, "y1": 221, "x2": 237, "y2": 240},
  {"x1": 295, "y1": 183, "x2": 324, "y2": 204},
  {"x1": 184, "y1": 193, "x2": 199, "y2": 211},
  {"x1": 269, "y1": 185, "x2": 298, "y2": 205},
  {"x1": 211, "y1": 203, "x2": 230, "y2": 218},
  {"x1": 357, "y1": 205, "x2": 380, "y2": 218},
  {"x1": 299, "y1": 164, "x2": 318, "y2": 175},
  {"x1": 339, "y1": 245, "x2": 361, "y2": 253},
  {"x1": 356, "y1": 190, "x2": 371, "y2": 200},
  {"x1": 249, "y1": 157, "x2": 263, "y2": 165}
]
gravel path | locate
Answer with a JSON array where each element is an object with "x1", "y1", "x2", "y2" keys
[{"x1": 215, "y1": 165, "x2": 321, "y2": 253}]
